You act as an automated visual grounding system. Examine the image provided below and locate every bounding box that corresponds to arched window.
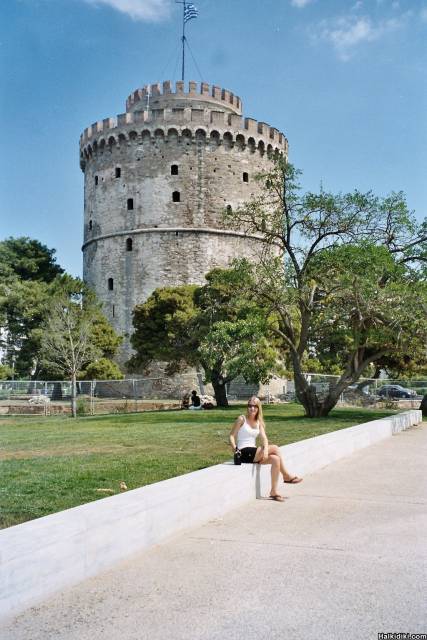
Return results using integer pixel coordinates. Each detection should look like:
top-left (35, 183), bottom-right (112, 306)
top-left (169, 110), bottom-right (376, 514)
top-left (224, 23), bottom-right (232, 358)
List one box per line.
top-left (171, 164), bottom-right (178, 175)
top-left (126, 238), bottom-right (133, 251)
top-left (236, 134), bottom-right (245, 150)
top-left (115, 167), bottom-right (121, 178)
top-left (108, 278), bottom-right (114, 291)
top-left (210, 131), bottom-right (220, 147)
top-left (127, 198), bottom-right (134, 210)
top-left (223, 132), bottom-right (233, 148)
top-left (243, 172), bottom-right (249, 183)
top-left (172, 191), bottom-right (180, 202)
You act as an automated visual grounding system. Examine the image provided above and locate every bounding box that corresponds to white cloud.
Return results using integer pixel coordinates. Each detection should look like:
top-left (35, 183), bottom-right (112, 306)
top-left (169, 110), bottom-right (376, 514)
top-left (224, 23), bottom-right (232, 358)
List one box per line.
top-left (290, 0), bottom-right (314, 8)
top-left (83, 0), bottom-right (171, 22)
top-left (316, 14), bottom-right (404, 60)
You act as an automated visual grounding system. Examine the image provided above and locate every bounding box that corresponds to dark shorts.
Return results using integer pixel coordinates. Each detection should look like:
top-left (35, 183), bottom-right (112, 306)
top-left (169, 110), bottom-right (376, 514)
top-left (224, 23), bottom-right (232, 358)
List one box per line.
top-left (240, 447), bottom-right (258, 464)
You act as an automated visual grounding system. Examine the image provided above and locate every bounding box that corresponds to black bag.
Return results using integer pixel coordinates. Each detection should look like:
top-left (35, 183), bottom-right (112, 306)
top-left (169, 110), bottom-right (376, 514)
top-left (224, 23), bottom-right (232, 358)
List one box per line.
top-left (234, 448), bottom-right (242, 465)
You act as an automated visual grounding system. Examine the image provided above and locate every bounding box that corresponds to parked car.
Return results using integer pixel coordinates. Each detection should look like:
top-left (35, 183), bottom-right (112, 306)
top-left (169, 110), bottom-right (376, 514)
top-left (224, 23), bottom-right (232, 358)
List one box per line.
top-left (377, 385), bottom-right (416, 399)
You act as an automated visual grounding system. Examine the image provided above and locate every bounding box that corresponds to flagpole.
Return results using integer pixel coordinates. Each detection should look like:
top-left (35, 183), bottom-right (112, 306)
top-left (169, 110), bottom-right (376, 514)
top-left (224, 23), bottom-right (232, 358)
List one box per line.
top-left (181, 1), bottom-right (186, 82)
top-left (176, 0), bottom-right (198, 83)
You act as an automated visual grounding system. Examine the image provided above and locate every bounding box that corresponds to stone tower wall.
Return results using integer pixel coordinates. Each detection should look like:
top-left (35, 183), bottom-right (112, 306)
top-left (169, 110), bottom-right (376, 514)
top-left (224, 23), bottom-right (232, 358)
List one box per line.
top-left (80, 81), bottom-right (288, 363)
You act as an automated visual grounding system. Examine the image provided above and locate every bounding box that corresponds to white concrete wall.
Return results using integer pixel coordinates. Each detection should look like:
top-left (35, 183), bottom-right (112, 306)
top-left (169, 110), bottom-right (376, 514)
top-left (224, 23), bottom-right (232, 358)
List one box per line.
top-left (0, 409), bottom-right (421, 621)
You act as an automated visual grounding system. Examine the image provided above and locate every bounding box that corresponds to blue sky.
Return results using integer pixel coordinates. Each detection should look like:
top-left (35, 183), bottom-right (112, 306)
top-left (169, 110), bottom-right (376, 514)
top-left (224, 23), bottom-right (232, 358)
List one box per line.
top-left (1, 0), bottom-right (426, 277)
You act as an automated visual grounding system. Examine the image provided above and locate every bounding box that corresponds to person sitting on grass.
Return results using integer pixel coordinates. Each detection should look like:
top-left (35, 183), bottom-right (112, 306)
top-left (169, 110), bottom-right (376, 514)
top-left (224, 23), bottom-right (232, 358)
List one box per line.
top-left (229, 396), bottom-right (302, 502)
top-left (189, 390), bottom-right (202, 410)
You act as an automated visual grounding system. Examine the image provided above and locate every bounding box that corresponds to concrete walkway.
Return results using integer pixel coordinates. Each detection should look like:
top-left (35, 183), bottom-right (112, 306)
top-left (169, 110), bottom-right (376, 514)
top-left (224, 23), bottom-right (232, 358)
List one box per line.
top-left (2, 423), bottom-right (427, 640)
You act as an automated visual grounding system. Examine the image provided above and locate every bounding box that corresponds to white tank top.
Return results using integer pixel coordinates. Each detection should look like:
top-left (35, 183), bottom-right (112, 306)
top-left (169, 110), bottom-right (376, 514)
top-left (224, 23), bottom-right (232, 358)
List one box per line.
top-left (236, 416), bottom-right (260, 449)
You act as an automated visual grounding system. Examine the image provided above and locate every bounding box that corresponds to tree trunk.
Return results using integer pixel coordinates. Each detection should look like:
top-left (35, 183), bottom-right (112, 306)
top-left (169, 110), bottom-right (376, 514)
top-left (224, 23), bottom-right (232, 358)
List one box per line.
top-left (71, 373), bottom-right (77, 418)
top-left (294, 369), bottom-right (342, 418)
top-left (211, 372), bottom-right (229, 408)
top-left (291, 353), bottom-right (324, 417)
top-left (318, 392), bottom-right (342, 417)
top-left (295, 382), bottom-right (322, 417)
top-left (297, 386), bottom-right (342, 418)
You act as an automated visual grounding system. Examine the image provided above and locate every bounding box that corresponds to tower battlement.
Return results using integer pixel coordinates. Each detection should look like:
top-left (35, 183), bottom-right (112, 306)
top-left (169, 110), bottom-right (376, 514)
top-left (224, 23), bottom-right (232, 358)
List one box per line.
top-left (79, 109), bottom-right (288, 169)
top-left (126, 80), bottom-right (242, 115)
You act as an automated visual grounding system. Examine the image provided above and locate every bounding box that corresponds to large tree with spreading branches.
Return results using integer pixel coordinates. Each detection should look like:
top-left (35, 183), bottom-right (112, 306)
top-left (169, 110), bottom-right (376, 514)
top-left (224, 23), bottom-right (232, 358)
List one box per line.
top-left (223, 156), bottom-right (427, 417)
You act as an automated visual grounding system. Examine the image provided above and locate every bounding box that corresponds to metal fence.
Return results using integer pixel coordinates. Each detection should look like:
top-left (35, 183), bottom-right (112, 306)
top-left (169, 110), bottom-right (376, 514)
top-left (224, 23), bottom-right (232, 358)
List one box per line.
top-left (0, 376), bottom-right (202, 416)
top-left (0, 374), bottom-right (424, 416)
top-left (282, 374), bottom-right (424, 409)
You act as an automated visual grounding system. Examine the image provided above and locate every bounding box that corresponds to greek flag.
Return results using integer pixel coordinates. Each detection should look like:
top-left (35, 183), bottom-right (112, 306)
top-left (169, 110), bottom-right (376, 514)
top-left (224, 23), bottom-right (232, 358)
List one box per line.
top-left (184, 3), bottom-right (198, 23)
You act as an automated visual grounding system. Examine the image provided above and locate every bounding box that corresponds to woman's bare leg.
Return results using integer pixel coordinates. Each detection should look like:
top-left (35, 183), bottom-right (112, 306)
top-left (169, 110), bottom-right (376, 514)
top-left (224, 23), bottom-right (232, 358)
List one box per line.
top-left (263, 445), bottom-right (295, 481)
top-left (254, 449), bottom-right (282, 496)
top-left (270, 455), bottom-right (281, 495)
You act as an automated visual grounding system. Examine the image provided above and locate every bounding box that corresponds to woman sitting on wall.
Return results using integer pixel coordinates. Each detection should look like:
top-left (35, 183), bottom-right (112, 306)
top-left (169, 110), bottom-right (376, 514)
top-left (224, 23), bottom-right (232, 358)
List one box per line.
top-left (229, 396), bottom-right (302, 502)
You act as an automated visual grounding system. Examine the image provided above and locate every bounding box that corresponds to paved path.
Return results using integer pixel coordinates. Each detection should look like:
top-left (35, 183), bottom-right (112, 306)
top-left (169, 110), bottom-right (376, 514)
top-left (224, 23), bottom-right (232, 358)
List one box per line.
top-left (3, 424), bottom-right (427, 640)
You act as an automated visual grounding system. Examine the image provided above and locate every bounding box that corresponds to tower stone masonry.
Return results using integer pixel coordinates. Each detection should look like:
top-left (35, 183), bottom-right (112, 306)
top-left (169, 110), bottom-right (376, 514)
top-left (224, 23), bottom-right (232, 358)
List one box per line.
top-left (80, 80), bottom-right (288, 363)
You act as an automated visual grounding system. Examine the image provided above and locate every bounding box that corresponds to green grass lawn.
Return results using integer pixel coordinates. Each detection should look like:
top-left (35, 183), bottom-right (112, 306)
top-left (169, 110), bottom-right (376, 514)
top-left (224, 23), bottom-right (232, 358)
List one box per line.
top-left (0, 403), bottom-right (395, 529)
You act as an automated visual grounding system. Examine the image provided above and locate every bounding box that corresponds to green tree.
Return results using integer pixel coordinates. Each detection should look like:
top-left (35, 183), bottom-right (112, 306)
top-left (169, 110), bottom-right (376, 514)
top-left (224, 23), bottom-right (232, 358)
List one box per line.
top-left (0, 237), bottom-right (64, 377)
top-left (0, 277), bottom-right (51, 377)
top-left (130, 285), bottom-right (199, 374)
top-left (79, 357), bottom-right (124, 381)
top-left (0, 237), bottom-right (64, 283)
top-left (39, 277), bottom-right (123, 384)
top-left (224, 156), bottom-right (427, 417)
top-left (129, 273), bottom-right (280, 407)
top-left (0, 363), bottom-right (13, 380)
top-left (90, 314), bottom-right (123, 360)
top-left (0, 245), bottom-right (122, 381)
top-left (40, 288), bottom-right (113, 417)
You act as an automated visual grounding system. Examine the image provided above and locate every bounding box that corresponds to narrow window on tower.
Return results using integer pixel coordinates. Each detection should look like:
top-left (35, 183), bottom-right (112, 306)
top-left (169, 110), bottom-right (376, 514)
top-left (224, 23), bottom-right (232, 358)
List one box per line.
top-left (115, 167), bottom-right (121, 178)
top-left (112, 305), bottom-right (115, 317)
top-left (95, 176), bottom-right (98, 186)
top-left (89, 220), bottom-right (93, 230)
top-left (108, 278), bottom-right (114, 291)
top-left (126, 238), bottom-right (133, 251)
top-left (127, 198), bottom-right (134, 210)
top-left (243, 172), bottom-right (249, 183)
top-left (172, 191), bottom-right (180, 202)
top-left (171, 164), bottom-right (178, 175)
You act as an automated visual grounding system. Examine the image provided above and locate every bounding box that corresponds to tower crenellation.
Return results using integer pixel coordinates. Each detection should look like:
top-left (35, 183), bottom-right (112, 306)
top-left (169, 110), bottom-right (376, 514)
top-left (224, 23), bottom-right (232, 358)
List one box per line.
top-left (80, 80), bottom-right (288, 363)
top-left (125, 80), bottom-right (242, 114)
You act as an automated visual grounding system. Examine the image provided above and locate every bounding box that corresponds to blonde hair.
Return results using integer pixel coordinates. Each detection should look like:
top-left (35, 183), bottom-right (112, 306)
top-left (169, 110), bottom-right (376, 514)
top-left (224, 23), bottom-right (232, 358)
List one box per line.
top-left (246, 396), bottom-right (265, 429)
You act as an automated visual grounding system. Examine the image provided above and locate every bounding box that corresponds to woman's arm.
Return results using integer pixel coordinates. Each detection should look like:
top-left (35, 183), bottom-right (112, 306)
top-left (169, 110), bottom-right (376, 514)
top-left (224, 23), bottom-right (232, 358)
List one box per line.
top-left (259, 424), bottom-right (269, 461)
top-left (229, 416), bottom-right (244, 452)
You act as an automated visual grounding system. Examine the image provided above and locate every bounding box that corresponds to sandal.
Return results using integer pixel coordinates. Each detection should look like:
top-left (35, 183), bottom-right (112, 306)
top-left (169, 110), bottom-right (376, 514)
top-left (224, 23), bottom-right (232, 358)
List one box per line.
top-left (284, 476), bottom-right (303, 484)
top-left (269, 494), bottom-right (285, 502)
